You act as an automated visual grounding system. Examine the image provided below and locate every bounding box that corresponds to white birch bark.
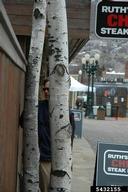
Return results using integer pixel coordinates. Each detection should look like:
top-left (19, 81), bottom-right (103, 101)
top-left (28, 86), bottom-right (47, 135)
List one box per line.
top-left (23, 0), bottom-right (46, 191)
top-left (47, 0), bottom-right (72, 192)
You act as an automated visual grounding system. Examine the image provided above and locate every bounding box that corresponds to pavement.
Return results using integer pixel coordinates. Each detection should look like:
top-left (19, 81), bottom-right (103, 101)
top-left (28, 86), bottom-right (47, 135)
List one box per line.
top-left (71, 117), bottom-right (128, 192)
top-left (71, 137), bottom-right (96, 192)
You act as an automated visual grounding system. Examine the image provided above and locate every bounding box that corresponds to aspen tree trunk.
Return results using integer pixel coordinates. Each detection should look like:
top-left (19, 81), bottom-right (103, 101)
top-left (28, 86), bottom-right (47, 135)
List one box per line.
top-left (47, 1), bottom-right (72, 192)
top-left (23, 1), bottom-right (46, 191)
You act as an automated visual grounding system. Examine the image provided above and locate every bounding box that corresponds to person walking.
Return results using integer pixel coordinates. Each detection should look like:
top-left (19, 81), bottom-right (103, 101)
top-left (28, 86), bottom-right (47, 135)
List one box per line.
top-left (38, 79), bottom-right (51, 192)
top-left (38, 79), bottom-right (75, 192)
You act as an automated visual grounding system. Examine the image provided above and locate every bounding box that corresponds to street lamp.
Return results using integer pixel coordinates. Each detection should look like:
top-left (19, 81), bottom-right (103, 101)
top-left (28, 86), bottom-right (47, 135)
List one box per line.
top-left (90, 54), bottom-right (100, 108)
top-left (78, 69), bottom-right (82, 76)
top-left (78, 69), bottom-right (82, 83)
top-left (82, 53), bottom-right (100, 117)
top-left (82, 54), bottom-right (91, 116)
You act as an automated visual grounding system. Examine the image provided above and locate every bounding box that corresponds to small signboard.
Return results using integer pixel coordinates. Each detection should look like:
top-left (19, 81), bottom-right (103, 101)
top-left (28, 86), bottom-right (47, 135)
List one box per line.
top-left (94, 142), bottom-right (128, 186)
top-left (95, 1), bottom-right (128, 39)
top-left (70, 109), bottom-right (83, 138)
top-left (73, 111), bottom-right (81, 121)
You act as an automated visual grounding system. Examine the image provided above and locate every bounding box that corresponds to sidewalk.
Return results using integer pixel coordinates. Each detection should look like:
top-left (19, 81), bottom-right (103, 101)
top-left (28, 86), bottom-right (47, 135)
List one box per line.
top-left (71, 138), bottom-right (96, 192)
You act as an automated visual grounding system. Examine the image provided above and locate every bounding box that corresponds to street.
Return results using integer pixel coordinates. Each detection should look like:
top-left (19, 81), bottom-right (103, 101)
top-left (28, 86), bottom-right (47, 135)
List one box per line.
top-left (83, 117), bottom-right (128, 152)
top-left (72, 117), bottom-right (128, 192)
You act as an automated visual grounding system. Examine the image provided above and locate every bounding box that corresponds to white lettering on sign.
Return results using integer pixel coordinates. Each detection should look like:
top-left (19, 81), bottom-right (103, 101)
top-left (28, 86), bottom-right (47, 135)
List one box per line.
top-left (103, 150), bottom-right (128, 176)
top-left (108, 167), bottom-right (127, 173)
top-left (101, 27), bottom-right (128, 35)
top-left (108, 154), bottom-right (128, 160)
top-left (96, 1), bottom-right (128, 38)
top-left (102, 6), bottom-right (128, 13)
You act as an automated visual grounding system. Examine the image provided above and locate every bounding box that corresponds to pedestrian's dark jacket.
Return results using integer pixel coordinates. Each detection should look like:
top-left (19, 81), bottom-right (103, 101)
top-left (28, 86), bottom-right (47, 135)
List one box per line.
top-left (38, 100), bottom-right (75, 161)
top-left (38, 100), bottom-right (51, 161)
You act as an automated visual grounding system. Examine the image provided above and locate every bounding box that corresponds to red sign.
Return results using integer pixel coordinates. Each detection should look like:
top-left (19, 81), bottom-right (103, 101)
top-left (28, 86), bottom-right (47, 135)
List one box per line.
top-left (96, 1), bottom-right (128, 38)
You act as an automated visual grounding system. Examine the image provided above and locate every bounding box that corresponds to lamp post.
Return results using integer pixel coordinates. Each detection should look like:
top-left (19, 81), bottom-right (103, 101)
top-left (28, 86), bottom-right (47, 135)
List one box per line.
top-left (78, 69), bottom-right (82, 83)
top-left (82, 53), bottom-right (100, 117)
